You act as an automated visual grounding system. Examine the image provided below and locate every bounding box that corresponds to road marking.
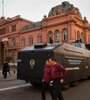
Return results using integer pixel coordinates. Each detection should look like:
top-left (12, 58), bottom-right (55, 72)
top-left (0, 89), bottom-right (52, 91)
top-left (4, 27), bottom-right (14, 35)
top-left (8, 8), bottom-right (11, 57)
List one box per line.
top-left (0, 84), bottom-right (31, 92)
top-left (66, 67), bottom-right (80, 70)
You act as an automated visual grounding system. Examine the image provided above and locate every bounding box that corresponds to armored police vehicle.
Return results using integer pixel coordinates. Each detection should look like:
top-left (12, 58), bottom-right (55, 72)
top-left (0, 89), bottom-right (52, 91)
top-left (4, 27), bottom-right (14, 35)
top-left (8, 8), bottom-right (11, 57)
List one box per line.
top-left (17, 43), bottom-right (90, 86)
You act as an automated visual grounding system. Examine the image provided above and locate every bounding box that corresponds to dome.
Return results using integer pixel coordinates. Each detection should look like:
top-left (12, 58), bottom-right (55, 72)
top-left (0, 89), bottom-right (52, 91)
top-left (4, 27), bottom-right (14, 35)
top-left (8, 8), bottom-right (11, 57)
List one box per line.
top-left (48, 1), bottom-right (82, 18)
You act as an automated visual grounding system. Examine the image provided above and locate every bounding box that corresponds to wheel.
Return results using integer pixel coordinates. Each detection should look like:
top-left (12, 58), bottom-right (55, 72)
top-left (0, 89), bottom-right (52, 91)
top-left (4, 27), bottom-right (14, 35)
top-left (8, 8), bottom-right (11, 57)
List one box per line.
top-left (30, 82), bottom-right (41, 87)
top-left (70, 81), bottom-right (79, 87)
top-left (25, 80), bottom-right (29, 83)
top-left (62, 84), bottom-right (70, 90)
top-left (87, 76), bottom-right (90, 80)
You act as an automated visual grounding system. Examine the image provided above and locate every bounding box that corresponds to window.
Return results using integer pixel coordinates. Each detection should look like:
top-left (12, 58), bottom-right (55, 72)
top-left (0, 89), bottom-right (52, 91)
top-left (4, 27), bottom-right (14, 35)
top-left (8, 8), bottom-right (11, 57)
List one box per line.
top-left (47, 31), bottom-right (53, 43)
top-left (0, 28), bottom-right (6, 35)
top-left (28, 37), bottom-right (33, 46)
top-left (55, 30), bottom-right (60, 42)
top-left (63, 28), bottom-right (68, 41)
top-left (11, 25), bottom-right (16, 32)
top-left (76, 31), bottom-right (83, 42)
top-left (6, 26), bottom-right (9, 33)
top-left (11, 38), bottom-right (16, 47)
top-left (21, 38), bottom-right (25, 47)
top-left (77, 32), bottom-right (80, 40)
top-left (80, 33), bottom-right (84, 42)
top-left (37, 35), bottom-right (42, 43)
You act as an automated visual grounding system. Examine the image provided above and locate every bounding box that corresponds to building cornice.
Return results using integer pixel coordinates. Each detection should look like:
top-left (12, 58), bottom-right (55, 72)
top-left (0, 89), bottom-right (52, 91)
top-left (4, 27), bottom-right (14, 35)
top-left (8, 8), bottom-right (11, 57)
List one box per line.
top-left (0, 15), bottom-right (32, 27)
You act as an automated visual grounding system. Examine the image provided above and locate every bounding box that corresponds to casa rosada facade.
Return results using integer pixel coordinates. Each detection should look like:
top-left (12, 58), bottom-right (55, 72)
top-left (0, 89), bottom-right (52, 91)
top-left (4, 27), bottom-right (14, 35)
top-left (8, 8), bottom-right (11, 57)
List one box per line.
top-left (0, 1), bottom-right (90, 64)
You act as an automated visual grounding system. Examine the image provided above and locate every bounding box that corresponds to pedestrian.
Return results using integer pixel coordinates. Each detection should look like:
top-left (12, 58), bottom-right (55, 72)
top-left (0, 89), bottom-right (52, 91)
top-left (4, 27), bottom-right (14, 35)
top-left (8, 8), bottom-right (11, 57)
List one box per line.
top-left (7, 64), bottom-right (10, 75)
top-left (2, 60), bottom-right (10, 79)
top-left (41, 60), bottom-right (53, 100)
top-left (50, 59), bottom-right (67, 100)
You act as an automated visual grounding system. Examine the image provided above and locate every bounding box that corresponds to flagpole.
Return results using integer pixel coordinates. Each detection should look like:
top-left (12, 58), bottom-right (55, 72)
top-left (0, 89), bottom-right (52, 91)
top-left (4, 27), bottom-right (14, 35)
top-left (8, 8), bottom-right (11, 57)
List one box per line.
top-left (2, 0), bottom-right (4, 17)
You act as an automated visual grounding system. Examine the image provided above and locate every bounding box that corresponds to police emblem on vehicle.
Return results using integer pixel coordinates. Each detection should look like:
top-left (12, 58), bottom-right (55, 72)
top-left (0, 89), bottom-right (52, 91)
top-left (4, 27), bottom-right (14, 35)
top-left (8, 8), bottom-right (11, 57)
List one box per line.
top-left (29, 59), bottom-right (35, 69)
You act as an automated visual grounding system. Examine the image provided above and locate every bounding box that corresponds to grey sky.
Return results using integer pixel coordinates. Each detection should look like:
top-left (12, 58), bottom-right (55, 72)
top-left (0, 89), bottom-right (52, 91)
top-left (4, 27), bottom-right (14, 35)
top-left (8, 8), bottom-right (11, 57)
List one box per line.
top-left (0, 0), bottom-right (90, 22)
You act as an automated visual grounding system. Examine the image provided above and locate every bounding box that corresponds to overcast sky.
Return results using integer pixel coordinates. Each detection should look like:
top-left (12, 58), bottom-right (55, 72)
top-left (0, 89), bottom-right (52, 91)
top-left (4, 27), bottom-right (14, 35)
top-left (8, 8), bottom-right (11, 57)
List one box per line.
top-left (0, 0), bottom-right (90, 22)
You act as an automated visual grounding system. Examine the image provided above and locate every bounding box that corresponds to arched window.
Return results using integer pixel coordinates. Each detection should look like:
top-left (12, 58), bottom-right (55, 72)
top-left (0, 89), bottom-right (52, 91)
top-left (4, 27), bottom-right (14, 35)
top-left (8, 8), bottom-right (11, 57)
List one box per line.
top-left (37, 34), bottom-right (42, 44)
top-left (47, 31), bottom-right (53, 43)
top-left (76, 31), bottom-right (83, 42)
top-left (21, 38), bottom-right (25, 47)
top-left (55, 30), bottom-right (60, 43)
top-left (28, 36), bottom-right (33, 46)
top-left (77, 31), bottom-right (80, 40)
top-left (81, 32), bottom-right (84, 42)
top-left (62, 28), bottom-right (68, 41)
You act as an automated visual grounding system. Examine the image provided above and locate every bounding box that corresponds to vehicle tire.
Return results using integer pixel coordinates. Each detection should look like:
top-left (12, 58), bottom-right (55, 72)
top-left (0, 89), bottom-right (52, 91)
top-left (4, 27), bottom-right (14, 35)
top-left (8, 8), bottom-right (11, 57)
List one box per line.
top-left (87, 76), bottom-right (90, 80)
top-left (62, 84), bottom-right (70, 90)
top-left (25, 80), bottom-right (29, 83)
top-left (70, 81), bottom-right (78, 87)
top-left (30, 82), bottom-right (41, 87)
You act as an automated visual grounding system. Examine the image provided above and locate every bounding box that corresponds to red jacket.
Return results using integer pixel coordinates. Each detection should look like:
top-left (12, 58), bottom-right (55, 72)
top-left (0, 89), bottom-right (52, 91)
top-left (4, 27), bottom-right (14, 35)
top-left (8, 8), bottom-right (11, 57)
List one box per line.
top-left (51, 64), bottom-right (67, 80)
top-left (42, 65), bottom-right (51, 83)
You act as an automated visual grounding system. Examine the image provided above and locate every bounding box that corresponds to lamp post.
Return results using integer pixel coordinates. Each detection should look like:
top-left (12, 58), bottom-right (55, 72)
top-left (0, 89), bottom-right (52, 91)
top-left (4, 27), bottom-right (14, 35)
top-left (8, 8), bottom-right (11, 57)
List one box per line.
top-left (2, 0), bottom-right (4, 17)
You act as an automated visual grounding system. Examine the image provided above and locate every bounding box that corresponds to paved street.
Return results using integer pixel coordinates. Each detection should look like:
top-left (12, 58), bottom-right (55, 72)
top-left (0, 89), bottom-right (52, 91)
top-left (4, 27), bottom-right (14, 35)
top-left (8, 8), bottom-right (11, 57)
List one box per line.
top-left (0, 79), bottom-right (90, 100)
top-left (0, 70), bottom-right (90, 100)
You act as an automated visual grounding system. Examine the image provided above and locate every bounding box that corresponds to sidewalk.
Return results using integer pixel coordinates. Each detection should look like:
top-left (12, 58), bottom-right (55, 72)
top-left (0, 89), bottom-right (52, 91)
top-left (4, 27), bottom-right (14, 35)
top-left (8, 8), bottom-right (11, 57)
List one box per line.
top-left (0, 70), bottom-right (17, 81)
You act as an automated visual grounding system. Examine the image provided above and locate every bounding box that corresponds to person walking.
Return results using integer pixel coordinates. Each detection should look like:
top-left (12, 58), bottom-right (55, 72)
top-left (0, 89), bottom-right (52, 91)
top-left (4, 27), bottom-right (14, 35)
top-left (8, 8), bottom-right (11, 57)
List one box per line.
top-left (2, 60), bottom-right (10, 79)
top-left (41, 60), bottom-right (53, 100)
top-left (50, 59), bottom-right (67, 100)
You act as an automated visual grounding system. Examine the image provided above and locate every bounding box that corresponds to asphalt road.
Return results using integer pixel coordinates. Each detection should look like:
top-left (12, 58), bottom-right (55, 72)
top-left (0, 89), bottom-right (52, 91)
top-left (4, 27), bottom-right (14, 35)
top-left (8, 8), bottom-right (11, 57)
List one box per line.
top-left (0, 78), bottom-right (90, 100)
top-left (63, 79), bottom-right (90, 100)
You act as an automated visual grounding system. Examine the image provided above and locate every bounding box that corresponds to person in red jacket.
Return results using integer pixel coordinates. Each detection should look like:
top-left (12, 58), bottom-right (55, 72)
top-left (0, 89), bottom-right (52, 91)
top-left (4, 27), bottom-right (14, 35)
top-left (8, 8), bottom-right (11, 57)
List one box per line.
top-left (41, 60), bottom-right (52, 100)
top-left (50, 59), bottom-right (67, 100)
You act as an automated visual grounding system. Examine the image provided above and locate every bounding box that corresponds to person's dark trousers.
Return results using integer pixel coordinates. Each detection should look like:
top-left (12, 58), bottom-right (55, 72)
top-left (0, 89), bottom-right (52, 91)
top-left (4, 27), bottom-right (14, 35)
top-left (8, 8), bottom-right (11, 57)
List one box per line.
top-left (52, 79), bottom-right (64, 100)
top-left (41, 82), bottom-right (53, 100)
top-left (3, 71), bottom-right (7, 79)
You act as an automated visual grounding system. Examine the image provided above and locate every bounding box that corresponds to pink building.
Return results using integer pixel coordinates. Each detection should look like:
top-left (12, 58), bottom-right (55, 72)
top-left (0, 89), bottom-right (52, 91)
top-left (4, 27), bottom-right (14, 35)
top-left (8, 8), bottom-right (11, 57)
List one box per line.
top-left (0, 1), bottom-right (90, 64)
top-left (0, 15), bottom-right (32, 64)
